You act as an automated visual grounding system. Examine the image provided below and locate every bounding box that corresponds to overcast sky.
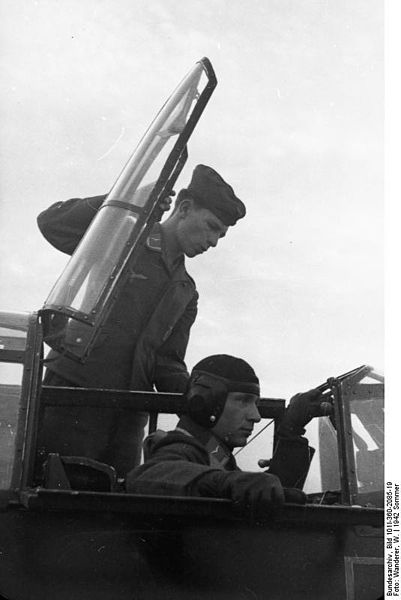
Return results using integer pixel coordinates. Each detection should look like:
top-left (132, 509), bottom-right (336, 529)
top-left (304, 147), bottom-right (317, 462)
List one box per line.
top-left (0, 1), bottom-right (384, 478)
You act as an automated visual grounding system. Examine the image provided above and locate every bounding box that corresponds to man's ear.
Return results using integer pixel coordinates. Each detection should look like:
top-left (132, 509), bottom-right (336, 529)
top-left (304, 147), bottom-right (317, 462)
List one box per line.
top-left (177, 197), bottom-right (195, 218)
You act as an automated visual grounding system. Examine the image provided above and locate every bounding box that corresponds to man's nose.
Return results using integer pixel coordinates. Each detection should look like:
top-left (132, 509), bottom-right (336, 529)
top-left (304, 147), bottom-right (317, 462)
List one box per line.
top-left (207, 232), bottom-right (221, 248)
top-left (249, 404), bottom-right (261, 423)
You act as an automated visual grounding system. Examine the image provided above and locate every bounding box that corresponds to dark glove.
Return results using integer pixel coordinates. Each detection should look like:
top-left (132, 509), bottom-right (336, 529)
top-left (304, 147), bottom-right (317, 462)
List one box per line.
top-left (278, 388), bottom-right (329, 438)
top-left (221, 471), bottom-right (285, 519)
top-left (283, 487), bottom-right (307, 504)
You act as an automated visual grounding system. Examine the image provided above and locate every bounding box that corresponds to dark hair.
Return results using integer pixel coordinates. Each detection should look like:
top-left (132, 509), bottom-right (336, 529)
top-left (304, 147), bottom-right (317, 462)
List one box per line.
top-left (176, 188), bottom-right (191, 203)
top-left (171, 188), bottom-right (200, 215)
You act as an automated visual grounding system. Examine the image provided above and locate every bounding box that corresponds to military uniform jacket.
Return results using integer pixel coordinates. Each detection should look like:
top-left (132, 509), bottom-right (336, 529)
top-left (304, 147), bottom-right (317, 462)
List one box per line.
top-left (126, 416), bottom-right (313, 497)
top-left (37, 195), bottom-right (198, 392)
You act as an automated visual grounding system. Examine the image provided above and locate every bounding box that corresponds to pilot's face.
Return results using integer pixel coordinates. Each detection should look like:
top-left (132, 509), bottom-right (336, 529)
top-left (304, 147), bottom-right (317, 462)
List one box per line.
top-left (176, 201), bottom-right (228, 258)
top-left (211, 392), bottom-right (261, 449)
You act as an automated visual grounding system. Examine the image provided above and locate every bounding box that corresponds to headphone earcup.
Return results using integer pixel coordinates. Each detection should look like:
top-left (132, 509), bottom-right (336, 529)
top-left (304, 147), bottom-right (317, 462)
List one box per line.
top-left (186, 374), bottom-right (228, 428)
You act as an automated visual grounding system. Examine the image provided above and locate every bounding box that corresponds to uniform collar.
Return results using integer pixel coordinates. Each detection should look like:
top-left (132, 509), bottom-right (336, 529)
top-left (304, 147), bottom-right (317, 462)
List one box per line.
top-left (145, 224), bottom-right (163, 252)
top-left (146, 223), bottom-right (185, 273)
top-left (176, 416), bottom-right (234, 469)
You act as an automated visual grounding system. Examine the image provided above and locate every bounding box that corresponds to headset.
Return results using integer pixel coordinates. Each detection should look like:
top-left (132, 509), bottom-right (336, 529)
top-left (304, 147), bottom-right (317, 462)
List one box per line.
top-left (185, 370), bottom-right (260, 428)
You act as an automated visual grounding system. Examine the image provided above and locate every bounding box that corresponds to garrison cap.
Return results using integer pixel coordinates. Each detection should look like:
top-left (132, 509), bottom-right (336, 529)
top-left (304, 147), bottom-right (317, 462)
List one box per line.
top-left (187, 165), bottom-right (245, 226)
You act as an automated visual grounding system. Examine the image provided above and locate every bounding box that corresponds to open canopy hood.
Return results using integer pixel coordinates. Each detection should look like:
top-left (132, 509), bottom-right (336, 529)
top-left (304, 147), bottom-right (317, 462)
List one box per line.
top-left (40, 58), bottom-right (217, 362)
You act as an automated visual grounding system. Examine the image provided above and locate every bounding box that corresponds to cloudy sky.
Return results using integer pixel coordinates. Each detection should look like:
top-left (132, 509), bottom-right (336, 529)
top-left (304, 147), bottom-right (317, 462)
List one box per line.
top-left (0, 1), bottom-right (384, 478)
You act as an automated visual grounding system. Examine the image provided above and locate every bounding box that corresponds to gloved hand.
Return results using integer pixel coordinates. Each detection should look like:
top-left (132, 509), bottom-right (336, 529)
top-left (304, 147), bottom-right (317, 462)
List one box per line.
top-left (278, 388), bottom-right (330, 438)
top-left (283, 487), bottom-right (307, 504)
top-left (221, 471), bottom-right (285, 519)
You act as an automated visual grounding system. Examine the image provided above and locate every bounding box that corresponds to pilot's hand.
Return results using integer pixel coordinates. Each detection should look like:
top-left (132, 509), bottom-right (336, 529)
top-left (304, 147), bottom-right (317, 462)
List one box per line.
top-left (278, 388), bottom-right (331, 438)
top-left (283, 487), bottom-right (307, 504)
top-left (223, 471), bottom-right (285, 519)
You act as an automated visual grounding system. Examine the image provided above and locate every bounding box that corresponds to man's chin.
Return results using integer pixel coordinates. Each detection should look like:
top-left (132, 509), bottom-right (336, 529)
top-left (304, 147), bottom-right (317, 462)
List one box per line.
top-left (230, 437), bottom-right (248, 449)
top-left (185, 248), bottom-right (200, 258)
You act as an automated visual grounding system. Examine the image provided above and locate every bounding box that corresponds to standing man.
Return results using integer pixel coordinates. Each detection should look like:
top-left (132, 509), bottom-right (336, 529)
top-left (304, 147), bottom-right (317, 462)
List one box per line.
top-left (126, 354), bottom-right (323, 517)
top-left (37, 165), bottom-right (245, 476)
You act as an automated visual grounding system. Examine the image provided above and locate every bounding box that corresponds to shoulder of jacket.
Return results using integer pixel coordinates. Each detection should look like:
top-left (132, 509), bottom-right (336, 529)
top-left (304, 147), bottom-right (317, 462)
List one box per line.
top-left (153, 431), bottom-right (209, 461)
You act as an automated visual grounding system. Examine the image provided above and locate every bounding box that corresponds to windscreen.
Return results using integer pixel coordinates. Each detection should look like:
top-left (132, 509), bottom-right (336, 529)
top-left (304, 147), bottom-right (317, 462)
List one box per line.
top-left (349, 378), bottom-right (384, 500)
top-left (306, 368), bottom-right (384, 506)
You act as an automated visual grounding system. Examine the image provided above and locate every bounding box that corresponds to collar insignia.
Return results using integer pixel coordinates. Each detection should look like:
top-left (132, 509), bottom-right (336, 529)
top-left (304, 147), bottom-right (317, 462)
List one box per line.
top-left (146, 230), bottom-right (162, 252)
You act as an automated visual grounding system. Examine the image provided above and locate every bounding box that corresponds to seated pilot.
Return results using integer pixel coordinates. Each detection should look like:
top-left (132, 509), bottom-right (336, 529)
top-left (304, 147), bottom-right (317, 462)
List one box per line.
top-left (127, 354), bottom-right (325, 517)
